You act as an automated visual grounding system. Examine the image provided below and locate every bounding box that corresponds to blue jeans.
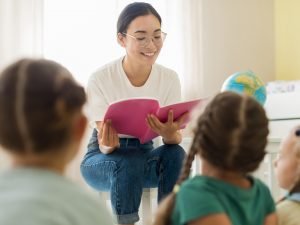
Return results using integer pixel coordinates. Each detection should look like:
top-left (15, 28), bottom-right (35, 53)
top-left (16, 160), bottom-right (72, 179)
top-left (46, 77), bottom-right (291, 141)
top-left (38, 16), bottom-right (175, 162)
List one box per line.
top-left (80, 129), bottom-right (185, 224)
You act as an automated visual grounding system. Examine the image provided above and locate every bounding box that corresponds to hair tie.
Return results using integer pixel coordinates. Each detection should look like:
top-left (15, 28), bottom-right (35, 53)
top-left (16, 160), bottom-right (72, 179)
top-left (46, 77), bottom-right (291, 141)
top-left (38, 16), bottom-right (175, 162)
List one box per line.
top-left (173, 184), bottom-right (180, 194)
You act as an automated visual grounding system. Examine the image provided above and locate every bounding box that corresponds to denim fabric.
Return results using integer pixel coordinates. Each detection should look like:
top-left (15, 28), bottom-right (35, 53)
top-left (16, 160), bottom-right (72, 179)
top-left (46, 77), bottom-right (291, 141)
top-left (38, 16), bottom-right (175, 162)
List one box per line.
top-left (80, 129), bottom-right (185, 224)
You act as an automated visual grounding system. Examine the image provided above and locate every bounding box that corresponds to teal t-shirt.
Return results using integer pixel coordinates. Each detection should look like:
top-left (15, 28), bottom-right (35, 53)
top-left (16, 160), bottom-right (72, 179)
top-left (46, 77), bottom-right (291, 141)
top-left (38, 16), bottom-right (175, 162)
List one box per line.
top-left (0, 168), bottom-right (113, 225)
top-left (172, 176), bottom-right (275, 225)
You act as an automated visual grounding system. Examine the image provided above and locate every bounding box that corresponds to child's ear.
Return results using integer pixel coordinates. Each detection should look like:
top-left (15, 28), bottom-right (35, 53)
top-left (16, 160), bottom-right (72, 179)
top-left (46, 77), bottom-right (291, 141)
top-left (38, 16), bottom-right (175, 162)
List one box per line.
top-left (74, 114), bottom-right (87, 141)
top-left (295, 164), bottom-right (300, 187)
top-left (117, 33), bottom-right (126, 47)
top-left (64, 114), bottom-right (87, 163)
top-left (296, 143), bottom-right (300, 162)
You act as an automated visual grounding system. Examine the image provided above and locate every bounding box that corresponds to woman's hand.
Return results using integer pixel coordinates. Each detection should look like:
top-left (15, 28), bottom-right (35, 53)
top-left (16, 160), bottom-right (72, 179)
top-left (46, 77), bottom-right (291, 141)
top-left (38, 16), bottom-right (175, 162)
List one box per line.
top-left (146, 110), bottom-right (189, 144)
top-left (96, 120), bottom-right (119, 154)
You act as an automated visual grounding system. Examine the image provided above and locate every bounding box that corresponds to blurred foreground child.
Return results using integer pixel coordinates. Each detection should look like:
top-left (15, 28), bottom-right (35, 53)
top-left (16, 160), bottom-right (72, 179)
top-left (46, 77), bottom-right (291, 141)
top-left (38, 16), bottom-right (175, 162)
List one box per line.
top-left (0, 59), bottom-right (112, 225)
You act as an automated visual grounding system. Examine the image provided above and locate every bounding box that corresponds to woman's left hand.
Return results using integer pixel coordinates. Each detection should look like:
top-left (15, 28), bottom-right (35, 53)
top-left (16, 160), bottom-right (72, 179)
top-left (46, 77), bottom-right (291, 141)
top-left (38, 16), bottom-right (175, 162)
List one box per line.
top-left (146, 110), bottom-right (189, 144)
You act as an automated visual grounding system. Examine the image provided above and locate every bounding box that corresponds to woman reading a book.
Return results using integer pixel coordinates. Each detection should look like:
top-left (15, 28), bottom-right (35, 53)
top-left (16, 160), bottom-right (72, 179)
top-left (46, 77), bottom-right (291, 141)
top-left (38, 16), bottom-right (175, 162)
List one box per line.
top-left (80, 2), bottom-right (187, 225)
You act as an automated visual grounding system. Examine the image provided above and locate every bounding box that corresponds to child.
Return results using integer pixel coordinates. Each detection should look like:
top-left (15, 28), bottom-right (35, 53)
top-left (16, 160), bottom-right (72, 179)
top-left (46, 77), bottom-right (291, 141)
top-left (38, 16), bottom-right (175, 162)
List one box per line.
top-left (0, 59), bottom-right (113, 225)
top-left (274, 125), bottom-right (300, 225)
top-left (154, 91), bottom-right (277, 225)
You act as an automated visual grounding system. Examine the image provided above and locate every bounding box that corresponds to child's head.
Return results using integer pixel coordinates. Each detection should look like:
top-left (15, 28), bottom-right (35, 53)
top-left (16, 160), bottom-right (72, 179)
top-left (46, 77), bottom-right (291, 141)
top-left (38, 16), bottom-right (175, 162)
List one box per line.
top-left (274, 125), bottom-right (300, 192)
top-left (178, 91), bottom-right (269, 183)
top-left (153, 91), bottom-right (269, 225)
top-left (0, 58), bottom-right (86, 161)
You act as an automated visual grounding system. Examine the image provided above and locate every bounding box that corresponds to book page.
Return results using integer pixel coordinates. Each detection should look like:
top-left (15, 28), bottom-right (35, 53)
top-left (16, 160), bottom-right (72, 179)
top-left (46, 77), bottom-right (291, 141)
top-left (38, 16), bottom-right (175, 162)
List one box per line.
top-left (142, 99), bottom-right (203, 142)
top-left (103, 98), bottom-right (159, 141)
top-left (157, 99), bottom-right (202, 127)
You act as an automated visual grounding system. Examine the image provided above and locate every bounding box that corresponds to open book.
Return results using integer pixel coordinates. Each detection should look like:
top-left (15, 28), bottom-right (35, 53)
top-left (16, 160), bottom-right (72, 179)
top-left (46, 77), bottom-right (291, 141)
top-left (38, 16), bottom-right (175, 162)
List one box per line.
top-left (103, 98), bottom-right (203, 143)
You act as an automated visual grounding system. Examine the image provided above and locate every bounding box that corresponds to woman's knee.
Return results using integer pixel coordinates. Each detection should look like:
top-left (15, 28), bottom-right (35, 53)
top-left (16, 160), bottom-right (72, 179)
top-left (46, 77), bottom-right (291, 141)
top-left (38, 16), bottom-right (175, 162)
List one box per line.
top-left (80, 159), bottom-right (117, 191)
top-left (82, 149), bottom-right (145, 176)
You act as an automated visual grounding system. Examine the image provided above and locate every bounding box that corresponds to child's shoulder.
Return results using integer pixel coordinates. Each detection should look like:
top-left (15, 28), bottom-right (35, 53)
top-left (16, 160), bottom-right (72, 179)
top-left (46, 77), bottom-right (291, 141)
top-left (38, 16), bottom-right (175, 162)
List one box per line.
top-left (179, 176), bottom-right (220, 195)
top-left (251, 176), bottom-right (273, 193)
top-left (277, 199), bottom-right (300, 209)
top-left (277, 199), bottom-right (300, 225)
top-left (180, 176), bottom-right (272, 198)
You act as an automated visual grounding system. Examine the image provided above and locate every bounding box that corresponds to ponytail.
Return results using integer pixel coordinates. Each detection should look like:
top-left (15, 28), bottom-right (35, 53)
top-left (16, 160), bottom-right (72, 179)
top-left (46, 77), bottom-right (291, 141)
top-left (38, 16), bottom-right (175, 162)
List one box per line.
top-left (153, 137), bottom-right (199, 225)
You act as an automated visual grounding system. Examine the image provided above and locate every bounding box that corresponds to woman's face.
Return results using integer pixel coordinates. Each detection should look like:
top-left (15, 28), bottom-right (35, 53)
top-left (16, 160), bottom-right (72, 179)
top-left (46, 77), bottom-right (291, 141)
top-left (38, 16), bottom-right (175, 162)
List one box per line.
top-left (274, 128), bottom-right (300, 190)
top-left (120, 14), bottom-right (164, 66)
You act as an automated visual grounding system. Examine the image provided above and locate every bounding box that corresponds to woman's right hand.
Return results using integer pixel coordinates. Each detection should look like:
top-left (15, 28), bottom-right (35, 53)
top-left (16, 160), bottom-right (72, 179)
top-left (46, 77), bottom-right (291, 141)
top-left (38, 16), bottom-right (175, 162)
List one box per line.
top-left (96, 120), bottom-right (119, 154)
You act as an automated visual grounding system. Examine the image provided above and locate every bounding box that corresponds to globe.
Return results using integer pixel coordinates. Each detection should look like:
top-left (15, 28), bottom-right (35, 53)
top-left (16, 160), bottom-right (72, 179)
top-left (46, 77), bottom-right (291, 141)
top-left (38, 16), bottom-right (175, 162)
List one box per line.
top-left (221, 70), bottom-right (267, 105)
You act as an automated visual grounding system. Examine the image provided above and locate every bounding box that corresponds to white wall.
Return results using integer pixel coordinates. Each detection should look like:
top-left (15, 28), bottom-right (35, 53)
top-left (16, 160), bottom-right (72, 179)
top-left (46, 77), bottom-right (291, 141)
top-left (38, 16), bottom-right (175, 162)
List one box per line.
top-left (200, 0), bottom-right (275, 97)
top-left (0, 0), bottom-right (43, 70)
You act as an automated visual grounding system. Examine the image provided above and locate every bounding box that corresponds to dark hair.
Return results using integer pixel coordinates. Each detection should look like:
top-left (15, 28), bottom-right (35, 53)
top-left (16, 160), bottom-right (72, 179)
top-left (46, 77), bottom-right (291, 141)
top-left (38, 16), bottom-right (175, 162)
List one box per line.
top-left (0, 58), bottom-right (86, 154)
top-left (154, 91), bottom-right (269, 225)
top-left (117, 2), bottom-right (162, 34)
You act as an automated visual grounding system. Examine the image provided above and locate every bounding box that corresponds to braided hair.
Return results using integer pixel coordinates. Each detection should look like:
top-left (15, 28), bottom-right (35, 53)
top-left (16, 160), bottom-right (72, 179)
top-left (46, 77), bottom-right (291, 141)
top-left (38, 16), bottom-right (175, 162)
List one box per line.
top-left (153, 91), bottom-right (269, 225)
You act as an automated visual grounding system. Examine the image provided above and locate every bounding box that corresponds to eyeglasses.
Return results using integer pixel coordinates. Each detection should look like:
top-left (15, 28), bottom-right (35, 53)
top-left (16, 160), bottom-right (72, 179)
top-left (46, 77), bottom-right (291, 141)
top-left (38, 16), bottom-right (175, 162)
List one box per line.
top-left (122, 31), bottom-right (167, 47)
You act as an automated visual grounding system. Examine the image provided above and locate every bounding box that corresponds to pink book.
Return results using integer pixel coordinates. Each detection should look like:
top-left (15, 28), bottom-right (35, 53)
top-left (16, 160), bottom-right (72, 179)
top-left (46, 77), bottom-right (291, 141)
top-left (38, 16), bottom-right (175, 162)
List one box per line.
top-left (103, 98), bottom-right (203, 144)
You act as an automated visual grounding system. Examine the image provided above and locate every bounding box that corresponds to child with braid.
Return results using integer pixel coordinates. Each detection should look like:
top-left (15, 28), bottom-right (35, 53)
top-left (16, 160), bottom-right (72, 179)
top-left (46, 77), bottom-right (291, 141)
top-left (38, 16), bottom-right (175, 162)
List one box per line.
top-left (154, 91), bottom-right (277, 225)
top-left (274, 125), bottom-right (300, 225)
top-left (0, 59), bottom-right (112, 225)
